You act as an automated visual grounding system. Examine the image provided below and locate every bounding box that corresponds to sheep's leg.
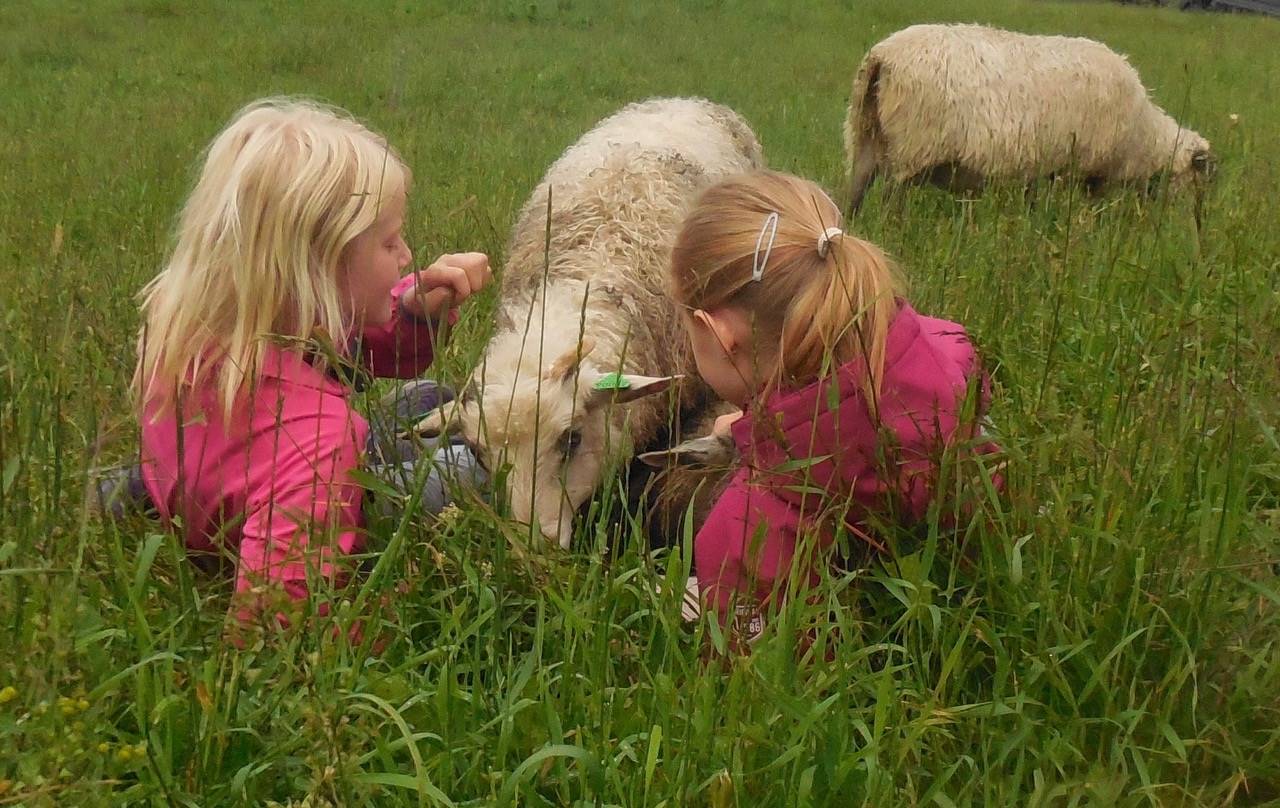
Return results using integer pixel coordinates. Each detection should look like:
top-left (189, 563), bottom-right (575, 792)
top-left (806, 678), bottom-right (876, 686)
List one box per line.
top-left (845, 143), bottom-right (879, 217)
top-left (879, 178), bottom-right (909, 221)
top-left (844, 57), bottom-right (883, 218)
top-left (1023, 179), bottom-right (1041, 210)
top-left (953, 165), bottom-right (985, 196)
top-left (918, 162), bottom-right (984, 196)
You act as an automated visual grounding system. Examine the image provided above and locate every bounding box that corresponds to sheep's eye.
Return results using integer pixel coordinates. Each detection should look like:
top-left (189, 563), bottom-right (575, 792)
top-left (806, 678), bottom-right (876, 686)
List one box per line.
top-left (1191, 152), bottom-right (1209, 172)
top-left (559, 428), bottom-right (583, 458)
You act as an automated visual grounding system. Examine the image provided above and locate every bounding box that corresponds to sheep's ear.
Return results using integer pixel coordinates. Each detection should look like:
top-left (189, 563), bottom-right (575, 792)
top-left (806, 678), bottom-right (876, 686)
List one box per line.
top-left (638, 433), bottom-right (737, 469)
top-left (586, 373), bottom-right (682, 409)
top-left (407, 400), bottom-right (463, 438)
top-left (546, 337), bottom-right (596, 384)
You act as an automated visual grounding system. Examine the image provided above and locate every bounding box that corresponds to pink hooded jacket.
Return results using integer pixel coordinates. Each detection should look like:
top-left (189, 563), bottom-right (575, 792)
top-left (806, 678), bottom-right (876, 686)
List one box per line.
top-left (695, 303), bottom-right (998, 631)
top-left (140, 275), bottom-right (447, 611)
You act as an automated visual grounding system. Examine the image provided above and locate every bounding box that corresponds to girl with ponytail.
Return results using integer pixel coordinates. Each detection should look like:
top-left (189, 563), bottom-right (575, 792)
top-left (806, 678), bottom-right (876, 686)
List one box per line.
top-left (668, 170), bottom-right (998, 643)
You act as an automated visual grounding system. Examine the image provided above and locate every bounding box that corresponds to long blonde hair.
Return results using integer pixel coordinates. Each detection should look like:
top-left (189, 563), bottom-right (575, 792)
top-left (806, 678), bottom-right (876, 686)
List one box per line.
top-left (133, 97), bottom-right (410, 420)
top-left (669, 170), bottom-right (902, 404)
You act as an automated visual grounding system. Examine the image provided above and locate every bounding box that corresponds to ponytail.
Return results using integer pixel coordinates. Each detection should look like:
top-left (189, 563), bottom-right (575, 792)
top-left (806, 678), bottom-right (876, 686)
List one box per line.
top-left (777, 233), bottom-right (899, 406)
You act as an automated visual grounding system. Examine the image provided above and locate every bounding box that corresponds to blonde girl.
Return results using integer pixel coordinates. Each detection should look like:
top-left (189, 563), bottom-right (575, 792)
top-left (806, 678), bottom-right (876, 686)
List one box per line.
top-left (130, 98), bottom-right (490, 626)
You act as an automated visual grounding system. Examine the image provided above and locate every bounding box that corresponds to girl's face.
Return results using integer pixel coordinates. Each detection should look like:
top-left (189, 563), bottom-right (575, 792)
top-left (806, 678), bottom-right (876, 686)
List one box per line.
top-left (340, 191), bottom-right (411, 326)
top-left (685, 306), bottom-right (765, 407)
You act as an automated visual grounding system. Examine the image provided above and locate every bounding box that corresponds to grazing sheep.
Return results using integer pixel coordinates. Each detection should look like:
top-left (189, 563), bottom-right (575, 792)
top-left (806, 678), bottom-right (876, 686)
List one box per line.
top-left (416, 97), bottom-right (764, 548)
top-left (844, 23), bottom-right (1214, 213)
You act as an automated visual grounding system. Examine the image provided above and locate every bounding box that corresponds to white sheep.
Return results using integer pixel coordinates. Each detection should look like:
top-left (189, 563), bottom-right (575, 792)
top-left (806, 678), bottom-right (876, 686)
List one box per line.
top-left (416, 97), bottom-right (764, 548)
top-left (844, 23), bottom-right (1214, 212)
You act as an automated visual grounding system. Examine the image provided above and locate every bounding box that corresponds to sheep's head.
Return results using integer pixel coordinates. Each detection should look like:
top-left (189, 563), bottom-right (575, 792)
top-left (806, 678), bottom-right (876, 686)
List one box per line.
top-left (1173, 130), bottom-right (1215, 184)
top-left (413, 338), bottom-right (679, 549)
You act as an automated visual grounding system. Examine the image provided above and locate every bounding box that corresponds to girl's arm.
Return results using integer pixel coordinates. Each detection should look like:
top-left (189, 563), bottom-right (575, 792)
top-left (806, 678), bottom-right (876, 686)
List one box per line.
top-left (356, 274), bottom-right (456, 379)
top-left (358, 253), bottom-right (492, 379)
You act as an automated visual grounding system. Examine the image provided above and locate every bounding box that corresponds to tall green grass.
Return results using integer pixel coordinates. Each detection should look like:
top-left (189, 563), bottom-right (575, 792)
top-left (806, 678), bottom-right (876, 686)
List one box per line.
top-left (2, 0), bottom-right (1278, 804)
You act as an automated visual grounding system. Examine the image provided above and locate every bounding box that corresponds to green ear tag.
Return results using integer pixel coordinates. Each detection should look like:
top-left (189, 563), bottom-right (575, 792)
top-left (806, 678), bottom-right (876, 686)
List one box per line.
top-left (593, 372), bottom-right (631, 391)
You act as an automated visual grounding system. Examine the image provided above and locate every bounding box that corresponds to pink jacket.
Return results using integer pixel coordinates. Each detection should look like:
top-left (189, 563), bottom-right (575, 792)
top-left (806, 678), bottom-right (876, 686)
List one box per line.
top-left (695, 303), bottom-right (998, 630)
top-left (140, 275), bottom-right (445, 610)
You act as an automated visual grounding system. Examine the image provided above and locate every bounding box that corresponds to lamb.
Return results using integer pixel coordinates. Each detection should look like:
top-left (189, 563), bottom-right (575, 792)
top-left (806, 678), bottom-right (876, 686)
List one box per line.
top-left (414, 97), bottom-right (764, 548)
top-left (844, 23), bottom-right (1214, 213)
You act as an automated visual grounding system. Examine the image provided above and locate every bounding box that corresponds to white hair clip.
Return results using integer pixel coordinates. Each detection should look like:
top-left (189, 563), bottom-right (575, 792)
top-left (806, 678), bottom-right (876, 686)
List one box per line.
top-left (816, 227), bottom-right (843, 258)
top-left (751, 211), bottom-right (780, 282)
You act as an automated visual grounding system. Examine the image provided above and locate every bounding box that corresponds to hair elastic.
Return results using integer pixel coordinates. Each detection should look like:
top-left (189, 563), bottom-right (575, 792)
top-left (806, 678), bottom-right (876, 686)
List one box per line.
top-left (751, 211), bottom-right (779, 282)
top-left (816, 227), bottom-right (843, 258)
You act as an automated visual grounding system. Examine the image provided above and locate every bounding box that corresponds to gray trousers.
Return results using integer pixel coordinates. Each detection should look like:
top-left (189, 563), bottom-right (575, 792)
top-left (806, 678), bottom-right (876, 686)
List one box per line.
top-left (93, 379), bottom-right (486, 520)
top-left (363, 379), bottom-right (488, 516)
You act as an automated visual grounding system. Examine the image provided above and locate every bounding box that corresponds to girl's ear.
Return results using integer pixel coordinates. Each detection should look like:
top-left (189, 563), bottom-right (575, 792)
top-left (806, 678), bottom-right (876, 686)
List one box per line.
top-left (692, 308), bottom-right (739, 356)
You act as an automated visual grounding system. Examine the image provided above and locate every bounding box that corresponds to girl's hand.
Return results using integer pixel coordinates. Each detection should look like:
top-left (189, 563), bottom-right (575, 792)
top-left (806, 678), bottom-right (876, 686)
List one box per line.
top-left (712, 409), bottom-right (743, 437)
top-left (402, 252), bottom-right (492, 320)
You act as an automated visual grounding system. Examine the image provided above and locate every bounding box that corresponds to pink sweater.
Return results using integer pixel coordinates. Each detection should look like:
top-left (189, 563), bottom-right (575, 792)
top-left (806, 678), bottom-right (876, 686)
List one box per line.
top-left (140, 275), bottom-right (445, 609)
top-left (695, 303), bottom-right (999, 633)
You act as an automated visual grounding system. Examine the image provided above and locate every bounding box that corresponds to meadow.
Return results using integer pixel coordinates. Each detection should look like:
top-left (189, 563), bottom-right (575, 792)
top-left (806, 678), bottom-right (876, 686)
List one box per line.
top-left (1, 0), bottom-right (1279, 804)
